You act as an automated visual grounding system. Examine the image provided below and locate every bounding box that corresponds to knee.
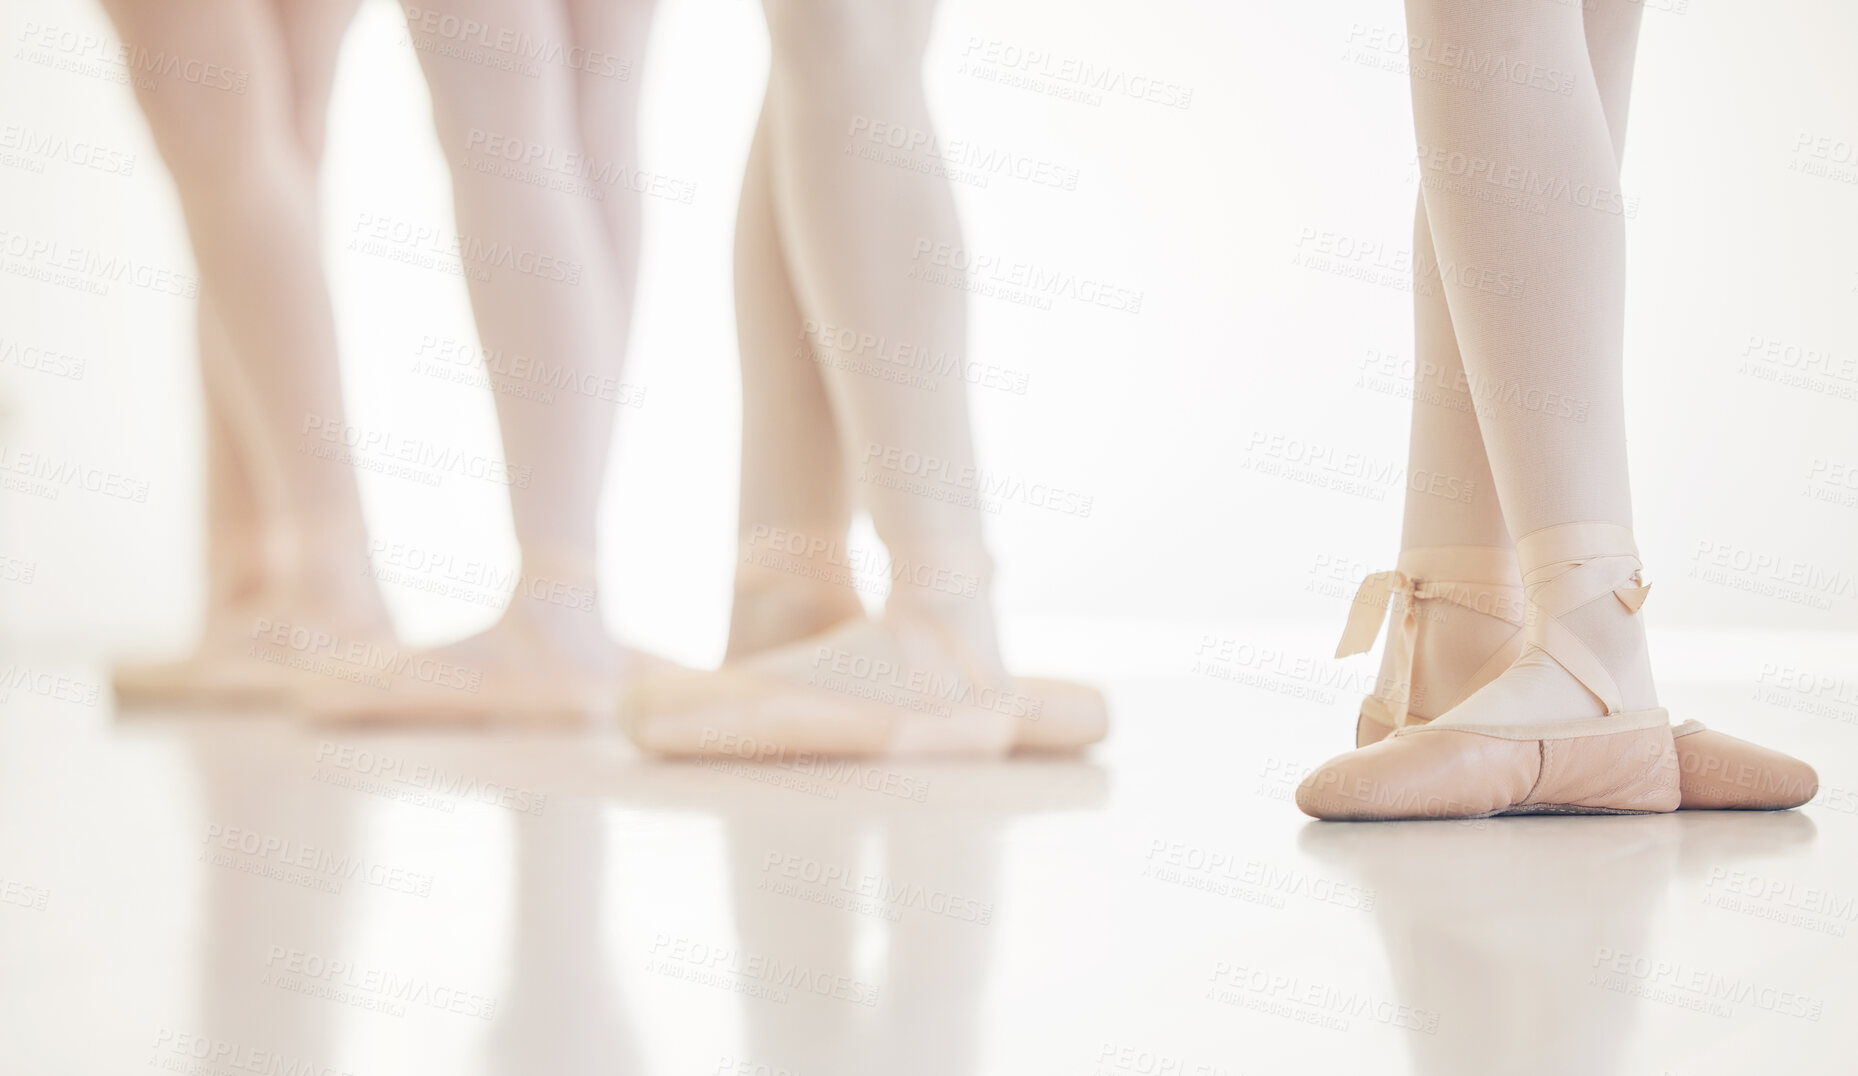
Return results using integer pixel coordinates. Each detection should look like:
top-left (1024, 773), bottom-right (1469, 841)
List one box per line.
top-left (762, 0), bottom-right (932, 81)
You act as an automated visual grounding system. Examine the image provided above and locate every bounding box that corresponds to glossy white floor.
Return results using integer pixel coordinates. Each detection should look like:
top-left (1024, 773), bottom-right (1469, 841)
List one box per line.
top-left (2, 656), bottom-right (1852, 1076)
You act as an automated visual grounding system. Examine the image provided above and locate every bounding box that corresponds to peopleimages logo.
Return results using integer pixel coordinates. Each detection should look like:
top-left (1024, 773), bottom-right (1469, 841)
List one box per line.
top-left (1588, 947), bottom-right (1824, 1020)
top-left (313, 742), bottom-right (549, 815)
top-left (402, 7), bottom-right (631, 79)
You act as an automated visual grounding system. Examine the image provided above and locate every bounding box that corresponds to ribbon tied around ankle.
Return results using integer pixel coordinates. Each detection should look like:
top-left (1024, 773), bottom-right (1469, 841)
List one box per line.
top-left (1520, 553), bottom-right (1652, 716)
top-left (1335, 566), bottom-right (1526, 730)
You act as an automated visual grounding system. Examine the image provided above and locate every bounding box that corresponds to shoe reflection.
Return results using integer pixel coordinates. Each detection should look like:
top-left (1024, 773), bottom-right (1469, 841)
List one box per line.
top-left (625, 756), bottom-right (1107, 1076)
top-left (1297, 810), bottom-right (1815, 1076)
top-left (490, 803), bottom-right (643, 1076)
top-left (181, 719), bottom-right (355, 1073)
top-left (175, 710), bottom-right (1104, 1076)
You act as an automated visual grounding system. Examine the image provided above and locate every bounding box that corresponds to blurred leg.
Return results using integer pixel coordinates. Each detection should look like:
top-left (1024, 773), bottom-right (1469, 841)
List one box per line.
top-left (726, 92), bottom-right (863, 660)
top-left (760, 0), bottom-right (1003, 672)
top-left (98, 0), bottom-right (378, 618)
top-left (315, 0), bottom-right (662, 723)
top-left (404, 0), bottom-right (623, 602)
top-left (110, 0), bottom-right (383, 706)
top-left (621, 0), bottom-right (1111, 757)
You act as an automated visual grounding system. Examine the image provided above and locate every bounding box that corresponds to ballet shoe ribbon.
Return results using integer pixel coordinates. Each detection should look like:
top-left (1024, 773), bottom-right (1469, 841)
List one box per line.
top-left (1337, 570), bottom-right (1422, 727)
top-left (1517, 525), bottom-right (1650, 715)
top-left (1337, 554), bottom-right (1528, 730)
top-left (1336, 570), bottom-right (1413, 659)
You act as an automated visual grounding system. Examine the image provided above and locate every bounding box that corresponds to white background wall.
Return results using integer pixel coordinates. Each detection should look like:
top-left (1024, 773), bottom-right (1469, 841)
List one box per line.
top-left (3, 0), bottom-right (1854, 674)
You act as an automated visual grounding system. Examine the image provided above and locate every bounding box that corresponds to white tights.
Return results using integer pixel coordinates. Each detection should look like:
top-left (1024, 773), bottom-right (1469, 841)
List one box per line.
top-left (100, 0), bottom-right (379, 626)
top-left (729, 0), bottom-right (1003, 674)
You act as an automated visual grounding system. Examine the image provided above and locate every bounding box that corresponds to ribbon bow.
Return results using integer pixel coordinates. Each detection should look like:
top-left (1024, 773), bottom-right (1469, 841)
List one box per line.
top-left (1335, 570), bottom-right (1424, 727)
top-left (1334, 566), bottom-right (1528, 730)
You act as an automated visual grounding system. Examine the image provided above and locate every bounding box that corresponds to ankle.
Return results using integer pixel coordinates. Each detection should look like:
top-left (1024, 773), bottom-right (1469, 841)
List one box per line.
top-left (1516, 522), bottom-right (1657, 714)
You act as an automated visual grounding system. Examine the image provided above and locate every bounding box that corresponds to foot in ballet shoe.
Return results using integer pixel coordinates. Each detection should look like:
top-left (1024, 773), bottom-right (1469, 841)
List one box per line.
top-left (724, 558), bottom-right (1109, 754)
top-left (1302, 523), bottom-right (1681, 820)
top-left (114, 591), bottom-right (396, 709)
top-left (624, 606), bottom-right (1104, 758)
top-left (1673, 720), bottom-right (1818, 810)
top-left (724, 559), bottom-right (868, 662)
top-left (310, 573), bottom-right (670, 728)
top-left (1010, 677), bottom-right (1110, 753)
top-left (1336, 541), bottom-right (1817, 811)
top-left (1297, 721), bottom-right (1678, 820)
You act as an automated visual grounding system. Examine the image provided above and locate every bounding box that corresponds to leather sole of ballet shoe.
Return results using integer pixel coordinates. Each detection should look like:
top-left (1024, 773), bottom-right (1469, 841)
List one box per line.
top-left (1298, 721), bottom-right (1679, 821)
top-left (621, 670), bottom-right (1018, 759)
top-left (1012, 678), bottom-right (1109, 753)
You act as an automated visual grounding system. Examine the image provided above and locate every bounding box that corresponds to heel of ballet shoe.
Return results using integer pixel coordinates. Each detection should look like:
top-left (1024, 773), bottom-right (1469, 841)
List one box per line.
top-left (1508, 721), bottom-right (1680, 815)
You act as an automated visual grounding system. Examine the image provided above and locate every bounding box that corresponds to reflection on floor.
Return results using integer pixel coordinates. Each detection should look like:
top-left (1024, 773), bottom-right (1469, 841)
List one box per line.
top-left (0, 669), bottom-right (1849, 1075)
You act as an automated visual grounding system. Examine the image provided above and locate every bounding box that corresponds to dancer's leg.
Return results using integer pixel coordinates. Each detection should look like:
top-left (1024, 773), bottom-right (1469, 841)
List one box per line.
top-left (403, 0), bottom-right (624, 610)
top-left (726, 92), bottom-right (864, 660)
top-left (1405, 0), bottom-right (1654, 733)
top-left (621, 0), bottom-right (1108, 756)
top-left (758, 0), bottom-right (1004, 673)
top-left (196, 313), bottom-right (271, 614)
top-left (317, 0), bottom-right (662, 723)
top-left (111, 0), bottom-right (389, 706)
top-left (196, 0), bottom-right (362, 615)
top-left (1300, 0), bottom-right (1676, 819)
top-left (1352, 0), bottom-right (1645, 743)
top-left (1341, 0), bottom-right (1814, 809)
top-left (98, 0), bottom-right (378, 617)
top-left (1348, 198), bottom-right (1522, 745)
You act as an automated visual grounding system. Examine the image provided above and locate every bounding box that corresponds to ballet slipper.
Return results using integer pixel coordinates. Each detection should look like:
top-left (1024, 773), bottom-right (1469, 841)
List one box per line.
top-left (622, 609), bottom-right (1103, 759)
top-left (113, 652), bottom-right (304, 708)
top-left (1300, 524), bottom-right (1679, 820)
top-left (1336, 547), bottom-right (1524, 748)
top-left (308, 631), bottom-right (673, 730)
top-left (1672, 719), bottom-right (1818, 810)
top-left (1339, 546), bottom-right (1818, 811)
top-left (113, 591), bottom-right (394, 709)
top-left (308, 550), bottom-right (673, 728)
top-left (1010, 678), bottom-right (1110, 753)
top-left (724, 556), bottom-right (868, 662)
top-left (724, 565), bottom-right (1108, 754)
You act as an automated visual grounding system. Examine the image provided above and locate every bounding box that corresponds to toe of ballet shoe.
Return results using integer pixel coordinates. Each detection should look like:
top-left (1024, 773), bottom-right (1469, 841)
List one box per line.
top-left (1677, 730), bottom-right (1818, 810)
top-left (1012, 678), bottom-right (1109, 752)
top-left (1295, 731), bottom-right (1540, 821)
